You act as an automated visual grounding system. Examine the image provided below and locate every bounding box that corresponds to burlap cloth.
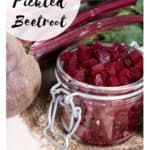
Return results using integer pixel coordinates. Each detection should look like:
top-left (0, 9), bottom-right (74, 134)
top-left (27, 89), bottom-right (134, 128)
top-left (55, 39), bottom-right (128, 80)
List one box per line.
top-left (20, 65), bottom-right (143, 150)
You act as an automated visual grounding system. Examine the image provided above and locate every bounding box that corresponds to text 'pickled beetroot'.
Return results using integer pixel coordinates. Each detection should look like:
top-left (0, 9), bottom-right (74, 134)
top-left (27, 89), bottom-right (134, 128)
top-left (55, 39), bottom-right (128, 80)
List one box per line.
top-left (60, 43), bottom-right (143, 87)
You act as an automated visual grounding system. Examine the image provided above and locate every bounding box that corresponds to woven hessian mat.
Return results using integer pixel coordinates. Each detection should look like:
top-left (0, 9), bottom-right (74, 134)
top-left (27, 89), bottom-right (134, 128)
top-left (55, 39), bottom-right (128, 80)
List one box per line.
top-left (20, 66), bottom-right (143, 150)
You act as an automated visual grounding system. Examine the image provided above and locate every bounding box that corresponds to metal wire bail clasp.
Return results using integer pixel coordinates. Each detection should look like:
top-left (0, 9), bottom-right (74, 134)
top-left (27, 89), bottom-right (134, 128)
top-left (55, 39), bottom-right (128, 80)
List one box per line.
top-left (43, 82), bottom-right (82, 150)
top-left (130, 41), bottom-right (142, 51)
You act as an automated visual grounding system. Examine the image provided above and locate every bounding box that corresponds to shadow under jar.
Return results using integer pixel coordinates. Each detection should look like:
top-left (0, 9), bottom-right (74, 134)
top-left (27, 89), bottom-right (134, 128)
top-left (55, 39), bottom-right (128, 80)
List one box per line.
top-left (47, 41), bottom-right (143, 148)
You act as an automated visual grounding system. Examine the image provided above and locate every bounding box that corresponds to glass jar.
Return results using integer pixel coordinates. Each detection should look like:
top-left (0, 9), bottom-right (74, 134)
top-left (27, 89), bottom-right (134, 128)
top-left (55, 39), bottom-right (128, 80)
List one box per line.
top-left (44, 41), bottom-right (143, 150)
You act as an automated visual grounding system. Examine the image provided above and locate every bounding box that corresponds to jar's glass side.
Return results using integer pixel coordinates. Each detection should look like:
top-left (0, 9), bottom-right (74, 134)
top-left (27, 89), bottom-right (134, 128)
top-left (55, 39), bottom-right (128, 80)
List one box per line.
top-left (61, 93), bottom-right (143, 146)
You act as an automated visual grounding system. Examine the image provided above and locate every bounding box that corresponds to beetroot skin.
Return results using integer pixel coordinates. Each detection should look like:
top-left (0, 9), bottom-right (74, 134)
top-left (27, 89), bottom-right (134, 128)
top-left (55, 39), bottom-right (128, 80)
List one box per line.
top-left (7, 34), bottom-right (41, 118)
top-left (60, 43), bottom-right (143, 87)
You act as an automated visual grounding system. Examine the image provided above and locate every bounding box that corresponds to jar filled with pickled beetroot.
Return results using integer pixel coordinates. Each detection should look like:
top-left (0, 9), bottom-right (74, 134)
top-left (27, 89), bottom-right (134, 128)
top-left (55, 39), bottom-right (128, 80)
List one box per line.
top-left (44, 42), bottom-right (143, 150)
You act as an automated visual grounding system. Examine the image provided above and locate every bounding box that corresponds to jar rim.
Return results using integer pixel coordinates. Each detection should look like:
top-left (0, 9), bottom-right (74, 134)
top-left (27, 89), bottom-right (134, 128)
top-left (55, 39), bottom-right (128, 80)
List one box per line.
top-left (56, 41), bottom-right (143, 93)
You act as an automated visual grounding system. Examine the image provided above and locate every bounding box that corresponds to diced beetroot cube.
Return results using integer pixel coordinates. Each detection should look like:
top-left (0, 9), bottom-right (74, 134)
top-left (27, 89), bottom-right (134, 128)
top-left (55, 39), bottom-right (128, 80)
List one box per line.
top-left (130, 67), bottom-right (142, 81)
top-left (106, 61), bottom-right (125, 76)
top-left (60, 51), bottom-right (73, 63)
top-left (65, 54), bottom-right (78, 74)
top-left (115, 110), bottom-right (129, 128)
top-left (80, 102), bottom-right (88, 116)
top-left (82, 129), bottom-right (107, 145)
top-left (82, 58), bottom-right (98, 69)
top-left (128, 117), bottom-right (140, 131)
top-left (120, 50), bottom-right (129, 60)
top-left (99, 70), bottom-right (108, 81)
top-left (106, 62), bottom-right (117, 76)
top-left (117, 60), bottom-right (125, 72)
top-left (112, 44), bottom-right (129, 61)
top-left (79, 103), bottom-right (88, 125)
top-left (113, 109), bottom-right (130, 140)
top-left (91, 64), bottom-right (108, 82)
top-left (112, 128), bottom-right (124, 141)
top-left (134, 59), bottom-right (143, 73)
top-left (128, 101), bottom-right (143, 131)
top-left (96, 50), bottom-right (111, 64)
top-left (77, 45), bottom-right (93, 62)
top-left (107, 76), bottom-right (120, 86)
top-left (91, 64), bottom-right (105, 73)
top-left (79, 102), bottom-right (94, 125)
top-left (93, 74), bottom-right (104, 86)
top-left (118, 68), bottom-right (133, 81)
top-left (124, 57), bottom-right (133, 67)
top-left (73, 68), bottom-right (86, 82)
top-left (111, 48), bottom-right (120, 61)
top-left (130, 98), bottom-right (143, 113)
top-left (81, 129), bottom-right (91, 142)
top-left (118, 75), bottom-right (130, 85)
top-left (129, 51), bottom-right (143, 63)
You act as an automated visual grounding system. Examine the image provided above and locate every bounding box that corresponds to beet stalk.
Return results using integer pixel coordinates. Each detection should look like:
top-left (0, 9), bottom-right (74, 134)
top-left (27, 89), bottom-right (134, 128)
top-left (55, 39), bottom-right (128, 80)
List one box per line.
top-left (32, 15), bottom-right (143, 60)
top-left (70, 0), bottom-right (136, 29)
top-left (32, 0), bottom-right (137, 58)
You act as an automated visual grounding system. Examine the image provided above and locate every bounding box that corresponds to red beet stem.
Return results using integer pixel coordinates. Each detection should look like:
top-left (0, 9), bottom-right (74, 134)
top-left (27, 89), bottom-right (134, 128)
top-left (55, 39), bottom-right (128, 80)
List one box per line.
top-left (32, 15), bottom-right (143, 60)
top-left (32, 0), bottom-right (136, 54)
top-left (71, 0), bottom-right (136, 29)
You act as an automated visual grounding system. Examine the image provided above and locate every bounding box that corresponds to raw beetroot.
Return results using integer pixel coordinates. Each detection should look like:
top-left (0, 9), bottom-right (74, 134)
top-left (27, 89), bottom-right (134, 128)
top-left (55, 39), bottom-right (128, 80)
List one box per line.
top-left (7, 34), bottom-right (41, 118)
top-left (60, 42), bottom-right (143, 87)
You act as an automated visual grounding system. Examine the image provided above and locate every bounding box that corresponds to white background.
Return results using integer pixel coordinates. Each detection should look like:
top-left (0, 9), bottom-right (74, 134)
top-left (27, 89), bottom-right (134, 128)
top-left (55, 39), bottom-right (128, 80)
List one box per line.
top-left (7, 116), bottom-right (41, 150)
